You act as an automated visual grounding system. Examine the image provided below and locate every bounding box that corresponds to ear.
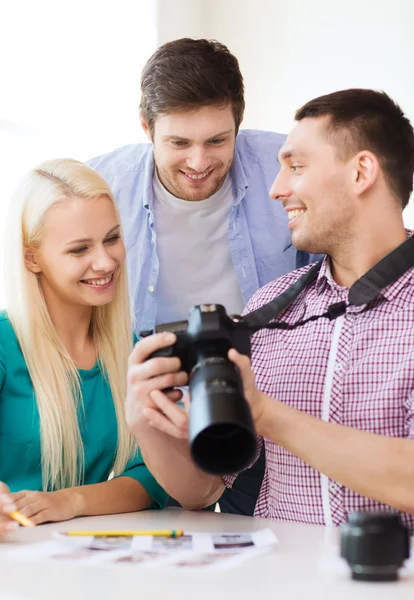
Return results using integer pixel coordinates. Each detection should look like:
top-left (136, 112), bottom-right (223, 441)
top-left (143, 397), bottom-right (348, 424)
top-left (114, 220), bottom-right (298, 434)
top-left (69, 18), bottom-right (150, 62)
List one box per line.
top-left (351, 151), bottom-right (379, 196)
top-left (24, 246), bottom-right (42, 274)
top-left (139, 112), bottom-right (153, 142)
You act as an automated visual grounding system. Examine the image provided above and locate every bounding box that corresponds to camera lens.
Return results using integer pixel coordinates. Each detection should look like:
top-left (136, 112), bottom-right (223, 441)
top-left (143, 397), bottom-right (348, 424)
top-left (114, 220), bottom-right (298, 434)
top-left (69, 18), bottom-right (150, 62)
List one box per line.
top-left (340, 511), bottom-right (410, 581)
top-left (188, 355), bottom-right (257, 475)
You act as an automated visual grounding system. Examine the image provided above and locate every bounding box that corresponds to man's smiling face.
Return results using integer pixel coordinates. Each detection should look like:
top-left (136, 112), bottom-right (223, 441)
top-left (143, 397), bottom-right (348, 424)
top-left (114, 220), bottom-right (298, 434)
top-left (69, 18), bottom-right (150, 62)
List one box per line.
top-left (270, 116), bottom-right (356, 255)
top-left (148, 104), bottom-right (236, 201)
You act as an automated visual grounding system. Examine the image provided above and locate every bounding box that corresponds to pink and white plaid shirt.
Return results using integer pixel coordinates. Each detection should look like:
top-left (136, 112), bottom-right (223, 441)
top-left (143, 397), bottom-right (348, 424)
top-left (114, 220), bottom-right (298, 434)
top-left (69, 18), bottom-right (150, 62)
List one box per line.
top-left (225, 252), bottom-right (414, 531)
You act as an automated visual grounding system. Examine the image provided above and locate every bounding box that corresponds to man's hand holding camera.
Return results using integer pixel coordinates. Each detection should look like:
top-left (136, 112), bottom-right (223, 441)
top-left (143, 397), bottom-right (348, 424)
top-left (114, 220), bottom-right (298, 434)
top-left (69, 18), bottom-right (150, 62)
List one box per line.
top-left (227, 348), bottom-right (269, 433)
top-left (126, 332), bottom-right (268, 442)
top-left (126, 332), bottom-right (189, 439)
top-left (126, 331), bottom-right (226, 509)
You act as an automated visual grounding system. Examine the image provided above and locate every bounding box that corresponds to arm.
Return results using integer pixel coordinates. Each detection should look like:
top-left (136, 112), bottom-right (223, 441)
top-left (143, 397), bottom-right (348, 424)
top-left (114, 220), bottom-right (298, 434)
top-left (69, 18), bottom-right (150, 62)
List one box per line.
top-left (229, 349), bottom-right (414, 513)
top-left (125, 332), bottom-right (224, 510)
top-left (66, 476), bottom-right (153, 515)
top-left (11, 475), bottom-right (155, 525)
top-left (11, 437), bottom-right (170, 524)
top-left (62, 476), bottom-right (152, 516)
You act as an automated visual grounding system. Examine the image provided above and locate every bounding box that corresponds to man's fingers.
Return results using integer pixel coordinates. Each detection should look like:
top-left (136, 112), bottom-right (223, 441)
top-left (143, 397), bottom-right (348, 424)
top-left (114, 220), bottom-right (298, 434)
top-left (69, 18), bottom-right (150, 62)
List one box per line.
top-left (128, 356), bottom-right (183, 384)
top-left (131, 372), bottom-right (188, 400)
top-left (128, 332), bottom-right (177, 366)
top-left (144, 406), bottom-right (188, 440)
top-left (149, 389), bottom-right (188, 429)
top-left (228, 348), bottom-right (251, 370)
top-left (183, 391), bottom-right (191, 412)
top-left (165, 389), bottom-right (184, 403)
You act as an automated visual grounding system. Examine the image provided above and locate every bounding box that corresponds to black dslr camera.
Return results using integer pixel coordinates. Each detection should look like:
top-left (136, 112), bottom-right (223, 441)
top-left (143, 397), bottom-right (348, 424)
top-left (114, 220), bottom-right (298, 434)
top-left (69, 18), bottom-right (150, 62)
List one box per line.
top-left (141, 304), bottom-right (257, 476)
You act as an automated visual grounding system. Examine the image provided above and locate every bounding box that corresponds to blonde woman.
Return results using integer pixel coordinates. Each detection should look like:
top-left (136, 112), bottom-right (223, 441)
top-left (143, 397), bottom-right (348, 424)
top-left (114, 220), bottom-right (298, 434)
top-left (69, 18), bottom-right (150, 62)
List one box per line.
top-left (0, 159), bottom-right (167, 538)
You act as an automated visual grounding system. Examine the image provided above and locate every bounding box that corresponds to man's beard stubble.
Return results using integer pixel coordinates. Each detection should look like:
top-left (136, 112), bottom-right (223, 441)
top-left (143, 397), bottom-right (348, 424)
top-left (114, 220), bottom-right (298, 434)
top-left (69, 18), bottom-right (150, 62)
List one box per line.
top-left (156, 157), bottom-right (233, 202)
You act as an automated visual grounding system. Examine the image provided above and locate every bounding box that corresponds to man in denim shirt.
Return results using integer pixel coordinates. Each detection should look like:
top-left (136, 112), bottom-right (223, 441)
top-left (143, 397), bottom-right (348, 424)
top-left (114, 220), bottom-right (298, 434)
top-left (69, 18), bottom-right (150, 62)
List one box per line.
top-left (88, 38), bottom-right (320, 515)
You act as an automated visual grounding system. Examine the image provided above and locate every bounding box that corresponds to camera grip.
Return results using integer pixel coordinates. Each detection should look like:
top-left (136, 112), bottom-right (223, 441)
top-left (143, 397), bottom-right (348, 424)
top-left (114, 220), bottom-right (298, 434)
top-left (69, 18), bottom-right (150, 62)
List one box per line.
top-left (148, 345), bottom-right (179, 393)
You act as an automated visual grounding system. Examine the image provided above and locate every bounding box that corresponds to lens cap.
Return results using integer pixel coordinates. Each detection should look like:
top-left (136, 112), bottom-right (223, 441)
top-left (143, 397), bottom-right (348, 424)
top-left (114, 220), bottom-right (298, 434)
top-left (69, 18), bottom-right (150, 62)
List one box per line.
top-left (340, 511), bottom-right (410, 581)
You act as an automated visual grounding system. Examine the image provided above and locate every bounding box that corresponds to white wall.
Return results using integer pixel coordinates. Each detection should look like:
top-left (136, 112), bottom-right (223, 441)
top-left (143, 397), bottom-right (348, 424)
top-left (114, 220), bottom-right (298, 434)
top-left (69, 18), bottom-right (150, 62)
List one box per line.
top-left (156, 0), bottom-right (205, 43)
top-left (157, 0), bottom-right (414, 224)
top-left (0, 0), bottom-right (157, 306)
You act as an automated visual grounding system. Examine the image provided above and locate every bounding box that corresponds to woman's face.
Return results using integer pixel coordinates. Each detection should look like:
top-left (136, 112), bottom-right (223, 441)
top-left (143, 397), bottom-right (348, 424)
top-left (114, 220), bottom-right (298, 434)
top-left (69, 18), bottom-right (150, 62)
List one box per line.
top-left (27, 194), bottom-right (126, 311)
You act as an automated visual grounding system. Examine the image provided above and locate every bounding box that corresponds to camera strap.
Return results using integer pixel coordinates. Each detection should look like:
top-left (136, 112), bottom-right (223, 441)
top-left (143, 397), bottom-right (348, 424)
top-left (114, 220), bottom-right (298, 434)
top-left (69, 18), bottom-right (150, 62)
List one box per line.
top-left (244, 235), bottom-right (414, 333)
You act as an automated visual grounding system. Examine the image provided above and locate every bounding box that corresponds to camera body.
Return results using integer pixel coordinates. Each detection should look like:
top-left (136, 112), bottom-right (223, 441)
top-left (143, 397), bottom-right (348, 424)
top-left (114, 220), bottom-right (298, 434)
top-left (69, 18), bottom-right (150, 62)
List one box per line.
top-left (147, 303), bottom-right (252, 372)
top-left (141, 304), bottom-right (257, 475)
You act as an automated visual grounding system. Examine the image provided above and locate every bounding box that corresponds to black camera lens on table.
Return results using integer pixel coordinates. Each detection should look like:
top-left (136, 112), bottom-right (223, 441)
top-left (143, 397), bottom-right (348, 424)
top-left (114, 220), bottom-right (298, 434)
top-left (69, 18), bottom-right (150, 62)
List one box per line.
top-left (340, 511), bottom-right (410, 582)
top-left (141, 304), bottom-right (257, 476)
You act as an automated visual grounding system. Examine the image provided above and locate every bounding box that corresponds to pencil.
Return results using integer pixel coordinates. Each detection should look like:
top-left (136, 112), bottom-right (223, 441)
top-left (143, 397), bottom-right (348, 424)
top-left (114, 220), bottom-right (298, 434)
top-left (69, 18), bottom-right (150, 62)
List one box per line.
top-left (62, 529), bottom-right (184, 537)
top-left (8, 511), bottom-right (35, 528)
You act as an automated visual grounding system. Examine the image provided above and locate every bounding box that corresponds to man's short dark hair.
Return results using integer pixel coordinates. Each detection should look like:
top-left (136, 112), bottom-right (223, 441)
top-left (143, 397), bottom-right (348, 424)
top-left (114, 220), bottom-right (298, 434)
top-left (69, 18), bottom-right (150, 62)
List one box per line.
top-left (139, 38), bottom-right (245, 136)
top-left (295, 89), bottom-right (414, 209)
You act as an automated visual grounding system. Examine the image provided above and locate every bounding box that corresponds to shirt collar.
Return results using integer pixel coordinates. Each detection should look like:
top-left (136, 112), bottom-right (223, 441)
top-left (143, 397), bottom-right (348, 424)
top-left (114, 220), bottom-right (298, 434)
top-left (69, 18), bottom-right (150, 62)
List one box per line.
top-left (315, 229), bottom-right (414, 303)
top-left (230, 139), bottom-right (249, 206)
top-left (379, 229), bottom-right (414, 302)
top-left (315, 256), bottom-right (336, 295)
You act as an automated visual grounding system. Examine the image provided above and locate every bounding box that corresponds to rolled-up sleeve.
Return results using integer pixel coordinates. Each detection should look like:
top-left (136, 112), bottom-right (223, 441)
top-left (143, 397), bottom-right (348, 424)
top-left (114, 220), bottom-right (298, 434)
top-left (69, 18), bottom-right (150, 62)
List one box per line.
top-left (116, 448), bottom-right (168, 509)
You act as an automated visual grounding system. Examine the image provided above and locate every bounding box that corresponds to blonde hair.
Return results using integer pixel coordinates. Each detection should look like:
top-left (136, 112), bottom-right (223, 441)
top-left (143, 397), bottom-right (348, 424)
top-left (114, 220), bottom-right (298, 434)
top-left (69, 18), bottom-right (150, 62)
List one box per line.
top-left (4, 159), bottom-right (136, 490)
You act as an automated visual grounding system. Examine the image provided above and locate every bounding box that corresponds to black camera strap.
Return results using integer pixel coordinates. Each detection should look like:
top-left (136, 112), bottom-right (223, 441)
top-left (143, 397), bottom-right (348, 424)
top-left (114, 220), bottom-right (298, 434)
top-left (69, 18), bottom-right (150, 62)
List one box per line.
top-left (244, 235), bottom-right (414, 333)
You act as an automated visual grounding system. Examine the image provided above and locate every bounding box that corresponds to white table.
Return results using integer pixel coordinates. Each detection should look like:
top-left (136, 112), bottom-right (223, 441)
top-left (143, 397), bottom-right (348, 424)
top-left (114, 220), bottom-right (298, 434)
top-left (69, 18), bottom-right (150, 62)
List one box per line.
top-left (0, 508), bottom-right (412, 600)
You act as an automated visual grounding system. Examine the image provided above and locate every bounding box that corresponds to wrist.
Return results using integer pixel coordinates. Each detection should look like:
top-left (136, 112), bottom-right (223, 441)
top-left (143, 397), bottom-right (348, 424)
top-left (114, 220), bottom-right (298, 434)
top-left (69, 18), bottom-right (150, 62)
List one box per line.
top-left (254, 392), bottom-right (272, 437)
top-left (255, 394), bottom-right (288, 441)
top-left (56, 488), bottom-right (85, 518)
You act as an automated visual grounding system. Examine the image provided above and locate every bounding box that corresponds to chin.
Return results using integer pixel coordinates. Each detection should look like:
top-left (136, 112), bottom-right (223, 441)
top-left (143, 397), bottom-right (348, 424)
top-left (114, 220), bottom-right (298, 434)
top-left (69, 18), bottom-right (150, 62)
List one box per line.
top-left (292, 232), bottom-right (323, 255)
top-left (83, 292), bottom-right (117, 308)
top-left (182, 191), bottom-right (213, 202)
top-left (175, 173), bottom-right (227, 201)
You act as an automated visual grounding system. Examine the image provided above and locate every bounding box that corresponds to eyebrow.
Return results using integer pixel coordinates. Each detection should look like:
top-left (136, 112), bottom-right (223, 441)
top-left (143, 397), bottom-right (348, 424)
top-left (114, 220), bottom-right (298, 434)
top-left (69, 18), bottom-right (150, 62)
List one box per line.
top-left (65, 224), bottom-right (120, 247)
top-left (278, 149), bottom-right (307, 163)
top-left (163, 129), bottom-right (234, 141)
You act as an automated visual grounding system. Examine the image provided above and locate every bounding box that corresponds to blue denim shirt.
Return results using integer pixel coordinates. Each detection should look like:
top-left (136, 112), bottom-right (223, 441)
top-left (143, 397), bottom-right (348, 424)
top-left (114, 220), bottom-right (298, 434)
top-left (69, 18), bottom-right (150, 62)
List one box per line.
top-left (88, 130), bottom-right (320, 334)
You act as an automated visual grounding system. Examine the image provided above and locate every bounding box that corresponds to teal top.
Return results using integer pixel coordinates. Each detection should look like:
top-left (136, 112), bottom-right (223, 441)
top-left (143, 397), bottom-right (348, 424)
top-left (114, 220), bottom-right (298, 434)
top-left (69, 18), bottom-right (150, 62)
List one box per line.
top-left (0, 312), bottom-right (167, 508)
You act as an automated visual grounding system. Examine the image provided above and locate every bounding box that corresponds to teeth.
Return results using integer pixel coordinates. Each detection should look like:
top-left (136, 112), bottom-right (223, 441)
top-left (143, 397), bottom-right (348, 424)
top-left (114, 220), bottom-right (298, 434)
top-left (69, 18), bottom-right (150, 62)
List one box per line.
top-left (288, 209), bottom-right (306, 221)
top-left (184, 171), bottom-right (211, 180)
top-left (83, 274), bottom-right (112, 286)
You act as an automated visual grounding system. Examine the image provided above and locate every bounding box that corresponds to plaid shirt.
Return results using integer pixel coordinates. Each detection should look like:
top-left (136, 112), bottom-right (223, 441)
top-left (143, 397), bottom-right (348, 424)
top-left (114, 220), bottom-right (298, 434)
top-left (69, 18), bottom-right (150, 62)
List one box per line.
top-left (225, 252), bottom-right (414, 530)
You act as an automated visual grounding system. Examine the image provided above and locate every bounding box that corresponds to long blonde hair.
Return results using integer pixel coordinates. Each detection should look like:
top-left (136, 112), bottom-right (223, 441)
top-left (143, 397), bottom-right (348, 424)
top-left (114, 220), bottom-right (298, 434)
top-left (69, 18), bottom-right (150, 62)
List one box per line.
top-left (4, 159), bottom-right (136, 491)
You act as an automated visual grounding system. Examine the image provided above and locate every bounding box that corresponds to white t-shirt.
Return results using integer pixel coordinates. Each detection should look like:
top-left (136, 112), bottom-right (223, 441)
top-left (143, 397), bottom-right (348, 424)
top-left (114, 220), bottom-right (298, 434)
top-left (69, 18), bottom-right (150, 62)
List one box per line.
top-left (153, 172), bottom-right (244, 325)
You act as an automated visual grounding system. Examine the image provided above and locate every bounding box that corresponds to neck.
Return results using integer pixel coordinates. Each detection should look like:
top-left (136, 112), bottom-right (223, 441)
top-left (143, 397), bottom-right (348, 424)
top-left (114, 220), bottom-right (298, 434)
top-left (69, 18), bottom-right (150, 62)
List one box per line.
top-left (329, 216), bottom-right (407, 287)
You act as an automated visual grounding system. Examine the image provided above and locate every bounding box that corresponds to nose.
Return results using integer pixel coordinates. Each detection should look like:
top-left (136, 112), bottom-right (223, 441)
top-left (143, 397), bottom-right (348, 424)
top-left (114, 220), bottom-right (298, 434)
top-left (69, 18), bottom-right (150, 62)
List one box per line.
top-left (91, 246), bottom-right (116, 273)
top-left (269, 168), bottom-right (292, 202)
top-left (186, 146), bottom-right (211, 173)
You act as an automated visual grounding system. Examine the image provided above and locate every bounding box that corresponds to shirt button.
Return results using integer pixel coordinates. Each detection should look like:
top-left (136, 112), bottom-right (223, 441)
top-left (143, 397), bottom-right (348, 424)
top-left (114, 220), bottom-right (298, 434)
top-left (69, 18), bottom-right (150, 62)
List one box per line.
top-left (148, 285), bottom-right (155, 293)
top-left (329, 482), bottom-right (337, 492)
top-left (334, 362), bottom-right (343, 371)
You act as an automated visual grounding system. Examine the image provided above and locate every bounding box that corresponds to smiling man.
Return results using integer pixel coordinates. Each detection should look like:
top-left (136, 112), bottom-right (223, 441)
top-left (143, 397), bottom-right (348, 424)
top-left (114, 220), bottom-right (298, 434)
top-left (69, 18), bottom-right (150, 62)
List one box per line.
top-left (88, 38), bottom-right (318, 335)
top-left (125, 88), bottom-right (414, 531)
top-left (88, 38), bottom-right (319, 516)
